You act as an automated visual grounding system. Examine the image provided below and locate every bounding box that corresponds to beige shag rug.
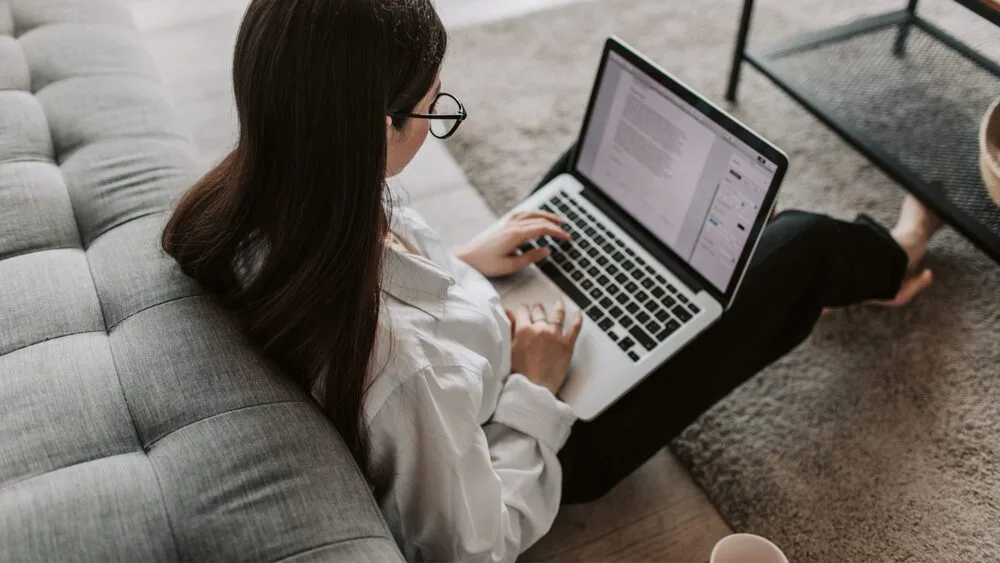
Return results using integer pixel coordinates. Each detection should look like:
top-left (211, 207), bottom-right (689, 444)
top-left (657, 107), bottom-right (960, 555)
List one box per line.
top-left (443, 0), bottom-right (1000, 560)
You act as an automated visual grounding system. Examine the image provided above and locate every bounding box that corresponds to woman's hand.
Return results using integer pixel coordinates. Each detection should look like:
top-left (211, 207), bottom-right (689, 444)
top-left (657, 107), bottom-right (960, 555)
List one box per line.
top-left (453, 211), bottom-right (570, 277)
top-left (507, 299), bottom-right (583, 395)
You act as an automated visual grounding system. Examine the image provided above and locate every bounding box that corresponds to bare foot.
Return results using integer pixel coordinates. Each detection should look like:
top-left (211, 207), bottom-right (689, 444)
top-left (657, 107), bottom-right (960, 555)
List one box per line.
top-left (890, 194), bottom-right (944, 272)
top-left (875, 195), bottom-right (944, 307)
top-left (823, 196), bottom-right (943, 314)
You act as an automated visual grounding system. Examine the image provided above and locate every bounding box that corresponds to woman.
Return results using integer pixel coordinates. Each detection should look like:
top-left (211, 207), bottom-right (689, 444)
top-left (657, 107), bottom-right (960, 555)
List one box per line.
top-left (162, 0), bottom-right (942, 560)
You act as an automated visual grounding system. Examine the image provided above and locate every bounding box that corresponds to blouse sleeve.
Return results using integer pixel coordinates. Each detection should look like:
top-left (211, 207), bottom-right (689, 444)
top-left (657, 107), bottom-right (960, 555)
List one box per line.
top-left (369, 365), bottom-right (576, 562)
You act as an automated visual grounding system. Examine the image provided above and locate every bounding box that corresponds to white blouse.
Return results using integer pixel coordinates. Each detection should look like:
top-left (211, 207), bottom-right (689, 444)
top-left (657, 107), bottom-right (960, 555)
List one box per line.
top-left (316, 206), bottom-right (577, 562)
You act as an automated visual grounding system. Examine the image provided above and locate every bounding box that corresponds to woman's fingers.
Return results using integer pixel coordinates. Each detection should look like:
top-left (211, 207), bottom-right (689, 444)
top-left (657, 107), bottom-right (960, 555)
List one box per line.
top-left (511, 209), bottom-right (564, 225)
top-left (551, 298), bottom-right (566, 327)
top-left (509, 247), bottom-right (551, 271)
top-left (566, 310), bottom-right (584, 344)
top-left (516, 304), bottom-right (533, 327)
top-left (509, 221), bottom-right (571, 244)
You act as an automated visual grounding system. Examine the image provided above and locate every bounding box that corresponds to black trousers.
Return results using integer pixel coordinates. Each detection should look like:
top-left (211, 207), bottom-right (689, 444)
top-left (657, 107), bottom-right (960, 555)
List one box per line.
top-left (536, 147), bottom-right (910, 504)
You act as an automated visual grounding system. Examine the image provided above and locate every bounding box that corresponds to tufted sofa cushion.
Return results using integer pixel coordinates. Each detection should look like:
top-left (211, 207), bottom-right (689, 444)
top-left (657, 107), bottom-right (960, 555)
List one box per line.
top-left (0, 1), bottom-right (402, 561)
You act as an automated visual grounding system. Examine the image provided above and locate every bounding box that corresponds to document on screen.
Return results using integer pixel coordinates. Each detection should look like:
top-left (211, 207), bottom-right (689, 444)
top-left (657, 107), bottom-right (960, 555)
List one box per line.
top-left (588, 78), bottom-right (715, 246)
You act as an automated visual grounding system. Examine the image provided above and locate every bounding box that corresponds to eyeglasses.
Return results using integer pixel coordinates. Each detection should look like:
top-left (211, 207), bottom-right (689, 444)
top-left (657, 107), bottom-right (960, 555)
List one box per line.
top-left (390, 92), bottom-right (467, 139)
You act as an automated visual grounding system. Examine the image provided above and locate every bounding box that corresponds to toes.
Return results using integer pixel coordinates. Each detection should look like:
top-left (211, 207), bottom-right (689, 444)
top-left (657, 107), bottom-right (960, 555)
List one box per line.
top-left (878, 268), bottom-right (933, 307)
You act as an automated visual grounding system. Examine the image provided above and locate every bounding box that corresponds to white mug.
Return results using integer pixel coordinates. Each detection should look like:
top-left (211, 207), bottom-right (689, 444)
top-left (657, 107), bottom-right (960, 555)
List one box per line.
top-left (710, 533), bottom-right (789, 563)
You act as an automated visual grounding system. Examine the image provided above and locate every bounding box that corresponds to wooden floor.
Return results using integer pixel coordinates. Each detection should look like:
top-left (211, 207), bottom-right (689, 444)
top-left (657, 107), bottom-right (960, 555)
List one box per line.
top-left (126, 0), bottom-right (732, 560)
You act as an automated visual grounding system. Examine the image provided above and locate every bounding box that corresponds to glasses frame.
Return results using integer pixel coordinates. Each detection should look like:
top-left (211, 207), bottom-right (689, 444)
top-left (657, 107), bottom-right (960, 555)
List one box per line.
top-left (390, 92), bottom-right (467, 139)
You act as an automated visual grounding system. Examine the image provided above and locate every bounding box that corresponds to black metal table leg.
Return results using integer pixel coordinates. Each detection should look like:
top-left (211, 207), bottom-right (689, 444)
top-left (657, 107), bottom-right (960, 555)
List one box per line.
top-left (893, 0), bottom-right (920, 57)
top-left (726, 0), bottom-right (757, 102)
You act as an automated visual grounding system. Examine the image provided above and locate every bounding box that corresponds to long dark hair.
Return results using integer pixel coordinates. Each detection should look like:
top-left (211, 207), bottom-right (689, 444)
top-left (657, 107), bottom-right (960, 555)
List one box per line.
top-left (162, 0), bottom-right (447, 478)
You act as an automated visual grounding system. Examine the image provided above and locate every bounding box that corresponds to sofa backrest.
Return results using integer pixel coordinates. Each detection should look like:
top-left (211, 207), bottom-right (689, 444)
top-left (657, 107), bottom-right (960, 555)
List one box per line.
top-left (0, 1), bottom-right (401, 560)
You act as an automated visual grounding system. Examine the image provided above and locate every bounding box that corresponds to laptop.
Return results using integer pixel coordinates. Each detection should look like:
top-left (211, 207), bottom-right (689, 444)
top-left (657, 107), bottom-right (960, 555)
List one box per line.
top-left (489, 37), bottom-right (788, 420)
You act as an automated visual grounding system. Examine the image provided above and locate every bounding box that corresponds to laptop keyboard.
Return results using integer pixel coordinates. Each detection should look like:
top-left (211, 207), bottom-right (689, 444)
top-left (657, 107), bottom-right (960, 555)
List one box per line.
top-left (519, 192), bottom-right (702, 362)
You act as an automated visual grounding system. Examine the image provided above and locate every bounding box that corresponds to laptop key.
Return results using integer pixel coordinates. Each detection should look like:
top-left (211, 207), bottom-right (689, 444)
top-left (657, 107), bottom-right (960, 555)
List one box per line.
top-left (615, 273), bottom-right (628, 284)
top-left (625, 302), bottom-right (639, 314)
top-left (618, 337), bottom-right (634, 352)
top-left (584, 227), bottom-right (596, 236)
top-left (678, 294), bottom-right (689, 304)
top-left (579, 257), bottom-right (591, 268)
top-left (672, 306), bottom-right (692, 322)
top-left (615, 293), bottom-right (629, 304)
top-left (587, 266), bottom-right (600, 277)
top-left (609, 306), bottom-right (623, 318)
top-left (625, 247), bottom-right (636, 257)
top-left (597, 255), bottom-right (609, 266)
top-left (598, 318), bottom-right (614, 331)
top-left (628, 326), bottom-right (656, 350)
top-left (608, 285), bottom-right (620, 296)
top-left (689, 303), bottom-right (701, 314)
top-left (587, 307), bottom-right (604, 322)
top-left (608, 331), bottom-right (619, 342)
top-left (570, 271), bottom-right (584, 281)
top-left (664, 296), bottom-right (676, 308)
top-left (636, 311), bottom-right (650, 324)
top-left (589, 288), bottom-right (602, 299)
top-left (599, 297), bottom-right (613, 309)
top-left (657, 320), bottom-right (681, 340)
top-left (612, 251), bottom-right (625, 262)
top-left (651, 286), bottom-right (665, 298)
top-left (645, 300), bottom-right (660, 314)
top-left (539, 262), bottom-right (592, 309)
top-left (647, 320), bottom-right (662, 335)
top-left (597, 275), bottom-right (610, 285)
top-left (633, 269), bottom-right (646, 281)
top-left (606, 264), bottom-right (619, 275)
top-left (667, 284), bottom-right (677, 293)
top-left (587, 247), bottom-right (599, 258)
top-left (656, 275), bottom-right (668, 285)
top-left (624, 281), bottom-right (638, 293)
top-left (622, 260), bottom-right (634, 271)
top-left (635, 290), bottom-right (649, 303)
top-left (628, 351), bottom-right (641, 362)
top-left (620, 317), bottom-right (634, 329)
top-left (655, 309), bottom-right (670, 322)
top-left (581, 279), bottom-right (594, 290)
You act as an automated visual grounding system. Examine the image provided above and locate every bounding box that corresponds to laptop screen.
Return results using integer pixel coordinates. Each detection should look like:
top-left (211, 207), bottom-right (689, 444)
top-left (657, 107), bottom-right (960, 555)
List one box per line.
top-left (575, 50), bottom-right (779, 292)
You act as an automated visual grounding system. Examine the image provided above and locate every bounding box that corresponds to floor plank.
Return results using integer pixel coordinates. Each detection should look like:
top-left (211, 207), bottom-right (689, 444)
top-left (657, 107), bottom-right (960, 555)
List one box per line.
top-left (524, 449), bottom-right (731, 562)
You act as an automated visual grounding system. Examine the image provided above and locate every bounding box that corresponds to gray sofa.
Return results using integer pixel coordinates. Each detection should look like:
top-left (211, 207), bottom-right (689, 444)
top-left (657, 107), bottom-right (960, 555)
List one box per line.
top-left (0, 1), bottom-right (403, 560)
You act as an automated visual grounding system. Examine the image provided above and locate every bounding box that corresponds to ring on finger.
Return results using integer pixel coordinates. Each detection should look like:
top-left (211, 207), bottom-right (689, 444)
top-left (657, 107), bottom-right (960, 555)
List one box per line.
top-left (530, 305), bottom-right (547, 323)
